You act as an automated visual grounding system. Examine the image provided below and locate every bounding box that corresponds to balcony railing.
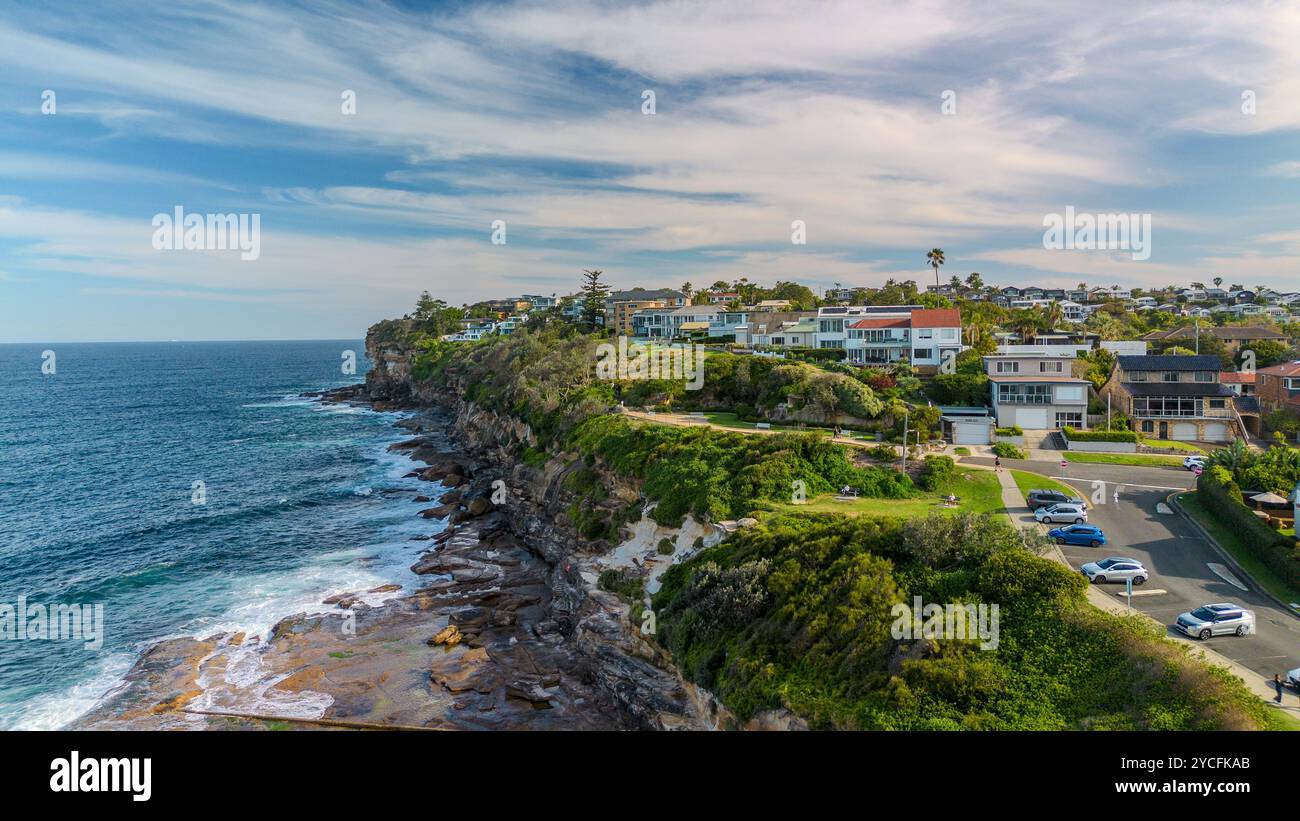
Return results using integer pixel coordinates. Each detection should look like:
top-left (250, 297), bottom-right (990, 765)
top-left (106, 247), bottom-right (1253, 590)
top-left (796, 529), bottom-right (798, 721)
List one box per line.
top-left (997, 394), bottom-right (1053, 405)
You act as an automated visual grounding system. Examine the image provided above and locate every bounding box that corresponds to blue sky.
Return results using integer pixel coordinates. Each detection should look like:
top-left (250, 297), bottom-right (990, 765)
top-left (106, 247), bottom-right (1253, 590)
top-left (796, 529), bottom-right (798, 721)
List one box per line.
top-left (1, 0), bottom-right (1298, 342)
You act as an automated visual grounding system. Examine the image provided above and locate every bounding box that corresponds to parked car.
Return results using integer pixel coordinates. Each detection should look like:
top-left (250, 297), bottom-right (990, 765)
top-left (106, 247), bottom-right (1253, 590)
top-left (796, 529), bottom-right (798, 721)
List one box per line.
top-left (1174, 603), bottom-right (1255, 639)
top-left (1034, 503), bottom-right (1087, 524)
top-left (1027, 489), bottom-right (1086, 510)
top-left (1080, 557), bottom-right (1148, 585)
top-left (1289, 667), bottom-right (1300, 691)
top-left (1183, 455), bottom-right (1208, 471)
top-left (1048, 524), bottom-right (1106, 546)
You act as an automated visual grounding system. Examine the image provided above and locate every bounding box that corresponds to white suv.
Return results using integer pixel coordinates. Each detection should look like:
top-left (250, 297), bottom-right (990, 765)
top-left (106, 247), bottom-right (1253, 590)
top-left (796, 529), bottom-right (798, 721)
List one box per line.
top-left (1183, 455), bottom-right (1208, 471)
top-left (1174, 603), bottom-right (1255, 639)
top-left (1034, 503), bottom-right (1088, 524)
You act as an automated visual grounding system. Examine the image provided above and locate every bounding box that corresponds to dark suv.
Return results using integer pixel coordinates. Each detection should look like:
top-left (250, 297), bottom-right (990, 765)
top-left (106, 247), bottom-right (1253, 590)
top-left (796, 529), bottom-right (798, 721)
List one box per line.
top-left (1026, 489), bottom-right (1085, 510)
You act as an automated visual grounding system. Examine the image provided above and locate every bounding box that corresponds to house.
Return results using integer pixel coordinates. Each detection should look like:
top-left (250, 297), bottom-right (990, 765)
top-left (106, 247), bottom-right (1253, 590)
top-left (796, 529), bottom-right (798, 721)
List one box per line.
top-left (604, 288), bottom-right (686, 324)
top-left (735, 312), bottom-right (818, 348)
top-left (1255, 361), bottom-right (1300, 417)
top-left (750, 299), bottom-right (793, 312)
top-left (1101, 355), bottom-right (1240, 441)
top-left (1143, 324), bottom-right (1290, 355)
top-left (985, 353), bottom-right (1090, 430)
top-left (1059, 300), bottom-right (1086, 322)
top-left (1219, 371), bottom-right (1256, 397)
top-left (520, 294), bottom-right (558, 310)
top-left (609, 297), bottom-right (673, 335)
top-left (706, 291), bottom-right (740, 304)
top-left (815, 305), bottom-right (961, 372)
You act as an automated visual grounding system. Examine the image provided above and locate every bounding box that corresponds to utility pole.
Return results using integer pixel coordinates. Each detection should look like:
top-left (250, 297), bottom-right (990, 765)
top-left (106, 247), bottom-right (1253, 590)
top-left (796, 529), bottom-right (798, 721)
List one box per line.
top-left (1195, 318), bottom-right (1200, 355)
top-left (901, 410), bottom-right (909, 472)
top-left (1107, 392), bottom-right (1111, 430)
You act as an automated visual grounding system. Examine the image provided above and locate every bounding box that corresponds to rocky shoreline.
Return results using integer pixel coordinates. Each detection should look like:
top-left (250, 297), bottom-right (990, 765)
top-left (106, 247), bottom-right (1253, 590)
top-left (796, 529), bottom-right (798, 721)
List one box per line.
top-left (71, 381), bottom-right (721, 731)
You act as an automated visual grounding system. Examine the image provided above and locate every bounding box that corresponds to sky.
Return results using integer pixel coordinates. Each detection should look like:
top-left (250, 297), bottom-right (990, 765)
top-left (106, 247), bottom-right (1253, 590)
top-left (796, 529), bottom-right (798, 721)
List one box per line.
top-left (1, 0), bottom-right (1298, 342)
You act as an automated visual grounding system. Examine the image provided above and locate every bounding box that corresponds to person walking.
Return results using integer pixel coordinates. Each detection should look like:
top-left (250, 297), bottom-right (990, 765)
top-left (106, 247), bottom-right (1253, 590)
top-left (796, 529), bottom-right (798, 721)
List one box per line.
top-left (994, 455), bottom-right (1001, 472)
top-left (1275, 674), bottom-right (1285, 703)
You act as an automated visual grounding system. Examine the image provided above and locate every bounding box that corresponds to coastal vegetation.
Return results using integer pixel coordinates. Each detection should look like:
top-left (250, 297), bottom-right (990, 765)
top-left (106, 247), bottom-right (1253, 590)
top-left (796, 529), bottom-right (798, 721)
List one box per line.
top-left (652, 512), bottom-right (1280, 730)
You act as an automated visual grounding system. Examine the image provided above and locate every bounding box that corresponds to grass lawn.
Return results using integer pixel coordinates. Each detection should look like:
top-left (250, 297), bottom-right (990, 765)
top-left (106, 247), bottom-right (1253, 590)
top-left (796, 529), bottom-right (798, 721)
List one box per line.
top-left (1139, 438), bottom-right (1208, 454)
top-left (702, 412), bottom-right (834, 436)
top-left (1063, 451), bottom-right (1185, 467)
top-left (764, 469), bottom-right (1004, 519)
top-left (1178, 491), bottom-right (1300, 608)
top-left (1009, 469), bottom-right (1087, 502)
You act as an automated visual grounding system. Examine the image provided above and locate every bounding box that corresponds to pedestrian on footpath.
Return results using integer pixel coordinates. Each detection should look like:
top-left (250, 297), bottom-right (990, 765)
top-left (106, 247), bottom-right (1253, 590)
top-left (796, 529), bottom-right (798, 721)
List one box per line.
top-left (994, 455), bottom-right (1001, 472)
top-left (1276, 674), bottom-right (1284, 703)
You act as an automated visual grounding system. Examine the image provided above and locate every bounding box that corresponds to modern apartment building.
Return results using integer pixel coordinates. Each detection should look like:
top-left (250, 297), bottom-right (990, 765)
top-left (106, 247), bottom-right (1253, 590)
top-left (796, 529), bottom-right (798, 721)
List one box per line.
top-left (1101, 355), bottom-right (1239, 441)
top-left (985, 353), bottom-right (1090, 430)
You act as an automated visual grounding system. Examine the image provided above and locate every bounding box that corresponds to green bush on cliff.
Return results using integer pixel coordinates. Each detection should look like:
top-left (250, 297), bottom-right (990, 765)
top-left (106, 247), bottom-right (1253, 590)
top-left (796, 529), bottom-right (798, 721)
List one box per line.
top-left (651, 512), bottom-right (1276, 730)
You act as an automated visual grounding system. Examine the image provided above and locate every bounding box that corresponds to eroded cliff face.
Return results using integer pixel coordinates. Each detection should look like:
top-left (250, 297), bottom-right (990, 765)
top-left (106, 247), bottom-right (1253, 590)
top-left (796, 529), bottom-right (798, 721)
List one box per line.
top-left (361, 329), bottom-right (726, 730)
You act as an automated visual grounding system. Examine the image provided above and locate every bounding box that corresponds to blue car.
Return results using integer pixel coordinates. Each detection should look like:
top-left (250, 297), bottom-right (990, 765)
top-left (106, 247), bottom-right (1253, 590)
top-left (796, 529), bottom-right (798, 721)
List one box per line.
top-left (1048, 524), bottom-right (1106, 547)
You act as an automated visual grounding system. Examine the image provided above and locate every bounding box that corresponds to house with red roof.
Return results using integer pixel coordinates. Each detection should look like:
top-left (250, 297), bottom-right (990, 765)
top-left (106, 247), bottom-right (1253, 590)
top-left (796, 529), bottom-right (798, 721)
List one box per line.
top-left (814, 305), bottom-right (962, 372)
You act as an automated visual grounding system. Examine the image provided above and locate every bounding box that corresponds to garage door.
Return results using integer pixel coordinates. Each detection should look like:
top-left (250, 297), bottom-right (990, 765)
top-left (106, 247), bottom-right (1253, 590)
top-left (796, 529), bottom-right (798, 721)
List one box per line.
top-left (953, 421), bottom-right (990, 445)
top-left (1172, 422), bottom-right (1198, 441)
top-left (1016, 408), bottom-right (1048, 429)
top-left (1203, 422), bottom-right (1229, 441)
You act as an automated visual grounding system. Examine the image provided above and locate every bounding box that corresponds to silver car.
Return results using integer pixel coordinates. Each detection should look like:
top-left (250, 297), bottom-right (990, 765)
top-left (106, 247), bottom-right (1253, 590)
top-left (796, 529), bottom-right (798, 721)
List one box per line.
top-left (1081, 557), bottom-right (1148, 585)
top-left (1174, 603), bottom-right (1256, 639)
top-left (1034, 503), bottom-right (1087, 524)
top-left (1288, 667), bottom-right (1300, 691)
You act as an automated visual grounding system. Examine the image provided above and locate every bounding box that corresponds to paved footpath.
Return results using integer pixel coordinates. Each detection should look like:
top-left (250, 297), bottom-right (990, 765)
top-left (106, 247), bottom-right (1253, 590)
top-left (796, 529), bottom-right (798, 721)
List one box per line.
top-left (982, 461), bottom-right (1300, 716)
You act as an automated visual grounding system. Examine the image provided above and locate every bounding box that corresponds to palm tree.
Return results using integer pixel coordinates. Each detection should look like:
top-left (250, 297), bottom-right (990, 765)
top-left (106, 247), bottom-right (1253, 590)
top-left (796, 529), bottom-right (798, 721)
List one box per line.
top-left (1041, 301), bottom-right (1064, 329)
top-left (926, 248), bottom-right (945, 292)
top-left (680, 282), bottom-right (693, 301)
top-left (1213, 276), bottom-right (1223, 288)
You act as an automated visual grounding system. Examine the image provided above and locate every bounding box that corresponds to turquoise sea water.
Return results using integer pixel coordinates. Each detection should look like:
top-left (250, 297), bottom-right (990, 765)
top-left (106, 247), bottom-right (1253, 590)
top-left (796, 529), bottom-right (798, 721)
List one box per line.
top-left (0, 341), bottom-right (440, 729)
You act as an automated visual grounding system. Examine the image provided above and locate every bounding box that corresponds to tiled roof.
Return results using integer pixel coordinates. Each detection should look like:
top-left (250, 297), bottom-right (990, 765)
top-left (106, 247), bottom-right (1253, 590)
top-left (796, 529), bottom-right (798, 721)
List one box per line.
top-left (847, 317), bottom-right (911, 329)
top-left (1258, 361), bottom-right (1300, 377)
top-left (910, 308), bottom-right (961, 327)
top-left (1235, 396), bottom-right (1261, 413)
top-left (1118, 354), bottom-right (1221, 371)
top-left (1219, 371), bottom-right (1256, 384)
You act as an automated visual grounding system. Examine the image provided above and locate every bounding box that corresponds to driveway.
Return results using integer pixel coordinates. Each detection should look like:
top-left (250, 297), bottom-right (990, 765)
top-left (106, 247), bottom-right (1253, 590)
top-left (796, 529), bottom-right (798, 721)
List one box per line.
top-left (968, 457), bottom-right (1300, 686)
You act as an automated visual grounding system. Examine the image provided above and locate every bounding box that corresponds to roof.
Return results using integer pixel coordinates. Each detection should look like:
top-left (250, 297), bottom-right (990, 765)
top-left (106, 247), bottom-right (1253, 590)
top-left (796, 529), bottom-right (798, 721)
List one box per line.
top-left (910, 308), bottom-right (961, 327)
top-left (1118, 354), bottom-right (1221, 371)
top-left (1235, 396), bottom-right (1260, 413)
top-left (1258, 360), bottom-right (1300, 378)
top-left (1148, 324), bottom-right (1289, 341)
top-left (670, 304), bottom-right (721, 316)
top-left (608, 288), bottom-right (684, 302)
top-left (1122, 382), bottom-right (1235, 397)
top-left (677, 321), bottom-right (711, 331)
top-left (848, 317), bottom-right (911, 329)
top-left (745, 311), bottom-right (816, 334)
top-left (1218, 371), bottom-right (1256, 384)
top-left (989, 375), bottom-right (1090, 384)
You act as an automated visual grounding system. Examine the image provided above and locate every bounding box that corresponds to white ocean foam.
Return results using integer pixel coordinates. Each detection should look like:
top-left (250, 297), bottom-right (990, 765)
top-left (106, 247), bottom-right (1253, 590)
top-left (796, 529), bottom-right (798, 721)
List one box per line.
top-left (7, 652), bottom-right (136, 731)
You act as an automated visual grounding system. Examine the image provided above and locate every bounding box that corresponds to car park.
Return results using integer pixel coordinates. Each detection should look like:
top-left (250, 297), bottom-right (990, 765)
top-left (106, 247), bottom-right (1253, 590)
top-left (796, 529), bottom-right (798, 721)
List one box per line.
top-left (1048, 524), bottom-right (1106, 547)
top-left (1080, 557), bottom-right (1148, 585)
top-left (1033, 503), bottom-right (1087, 524)
top-left (1174, 603), bottom-right (1255, 639)
top-left (1026, 489), bottom-right (1086, 510)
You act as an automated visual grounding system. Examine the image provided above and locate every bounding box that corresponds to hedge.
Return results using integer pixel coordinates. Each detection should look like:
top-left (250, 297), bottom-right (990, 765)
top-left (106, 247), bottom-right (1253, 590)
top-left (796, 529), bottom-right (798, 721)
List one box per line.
top-left (1063, 425), bottom-right (1138, 443)
top-left (1197, 466), bottom-right (1300, 590)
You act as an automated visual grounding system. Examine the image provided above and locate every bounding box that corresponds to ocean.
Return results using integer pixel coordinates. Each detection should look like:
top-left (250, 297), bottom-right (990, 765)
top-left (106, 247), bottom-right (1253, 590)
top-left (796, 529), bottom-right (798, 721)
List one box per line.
top-left (0, 340), bottom-right (441, 729)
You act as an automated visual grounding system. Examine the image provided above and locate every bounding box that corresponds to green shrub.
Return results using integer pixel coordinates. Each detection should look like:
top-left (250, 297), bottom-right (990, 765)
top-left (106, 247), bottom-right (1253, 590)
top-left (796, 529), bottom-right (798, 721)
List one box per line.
top-left (1063, 426), bottom-right (1138, 443)
top-left (991, 442), bottom-right (1026, 460)
top-left (867, 444), bottom-right (897, 461)
top-left (1197, 466), bottom-right (1300, 589)
top-left (657, 537), bottom-right (676, 555)
top-left (917, 455), bottom-right (957, 490)
top-left (994, 426), bottom-right (1023, 437)
top-left (598, 568), bottom-right (645, 603)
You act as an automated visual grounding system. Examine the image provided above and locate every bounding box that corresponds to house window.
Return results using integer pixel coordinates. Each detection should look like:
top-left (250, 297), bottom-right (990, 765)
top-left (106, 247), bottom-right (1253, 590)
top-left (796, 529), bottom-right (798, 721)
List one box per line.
top-left (1130, 371), bottom-right (1147, 382)
top-left (1039, 361), bottom-right (1063, 373)
top-left (1162, 371), bottom-right (1179, 382)
top-left (1209, 399), bottom-right (1226, 409)
top-left (996, 361), bottom-right (1020, 373)
top-left (1142, 421), bottom-right (1154, 433)
top-left (1055, 412), bottom-right (1083, 427)
top-left (819, 339), bottom-right (844, 349)
top-left (918, 329), bottom-right (933, 339)
top-left (1194, 371), bottom-right (1214, 382)
top-left (940, 328), bottom-right (956, 340)
top-left (913, 348), bottom-right (932, 360)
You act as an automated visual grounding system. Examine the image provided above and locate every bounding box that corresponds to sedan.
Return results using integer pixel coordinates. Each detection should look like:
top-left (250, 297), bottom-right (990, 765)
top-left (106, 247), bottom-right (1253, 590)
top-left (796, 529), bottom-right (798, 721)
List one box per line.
top-left (1080, 557), bottom-right (1148, 585)
top-left (1048, 524), bottom-right (1106, 547)
top-left (1289, 667), bottom-right (1300, 692)
top-left (1174, 603), bottom-right (1256, 639)
top-left (1027, 489), bottom-right (1086, 511)
top-left (1034, 503), bottom-right (1087, 524)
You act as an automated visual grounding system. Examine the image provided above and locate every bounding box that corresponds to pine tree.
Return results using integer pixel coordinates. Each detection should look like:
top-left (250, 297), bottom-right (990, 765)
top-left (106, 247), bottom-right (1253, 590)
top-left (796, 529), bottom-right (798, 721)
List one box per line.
top-left (580, 269), bottom-right (609, 331)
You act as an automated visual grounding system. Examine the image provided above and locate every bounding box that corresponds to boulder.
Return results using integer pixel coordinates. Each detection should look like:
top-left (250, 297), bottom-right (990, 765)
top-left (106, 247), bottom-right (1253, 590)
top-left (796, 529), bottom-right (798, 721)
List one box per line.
top-left (467, 496), bottom-right (494, 517)
top-left (428, 624), bottom-right (462, 647)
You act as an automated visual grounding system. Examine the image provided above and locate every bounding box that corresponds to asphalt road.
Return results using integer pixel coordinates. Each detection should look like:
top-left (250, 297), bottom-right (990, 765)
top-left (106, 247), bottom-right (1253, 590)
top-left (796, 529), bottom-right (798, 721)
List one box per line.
top-left (968, 457), bottom-right (1300, 684)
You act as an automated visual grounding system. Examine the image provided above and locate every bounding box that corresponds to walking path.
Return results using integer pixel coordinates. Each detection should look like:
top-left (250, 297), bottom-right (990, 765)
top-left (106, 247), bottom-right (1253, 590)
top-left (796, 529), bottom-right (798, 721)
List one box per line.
top-left (985, 461), bottom-right (1300, 716)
